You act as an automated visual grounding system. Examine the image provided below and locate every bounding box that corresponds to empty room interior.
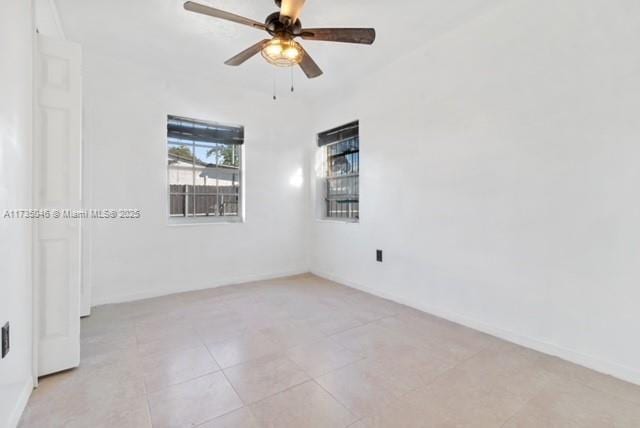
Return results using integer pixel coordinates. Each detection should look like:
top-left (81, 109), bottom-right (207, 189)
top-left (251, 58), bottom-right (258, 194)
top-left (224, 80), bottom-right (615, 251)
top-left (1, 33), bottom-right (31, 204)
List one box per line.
top-left (2, 0), bottom-right (640, 427)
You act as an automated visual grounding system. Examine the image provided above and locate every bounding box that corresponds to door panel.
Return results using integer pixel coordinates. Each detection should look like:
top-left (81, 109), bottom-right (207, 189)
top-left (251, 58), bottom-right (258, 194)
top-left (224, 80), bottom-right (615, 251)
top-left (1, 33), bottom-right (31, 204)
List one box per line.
top-left (35, 35), bottom-right (82, 376)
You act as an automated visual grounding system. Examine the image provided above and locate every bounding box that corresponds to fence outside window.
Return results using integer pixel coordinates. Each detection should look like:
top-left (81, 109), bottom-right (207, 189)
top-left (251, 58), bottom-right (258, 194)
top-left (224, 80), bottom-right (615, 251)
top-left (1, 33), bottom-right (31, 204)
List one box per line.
top-left (167, 115), bottom-right (243, 220)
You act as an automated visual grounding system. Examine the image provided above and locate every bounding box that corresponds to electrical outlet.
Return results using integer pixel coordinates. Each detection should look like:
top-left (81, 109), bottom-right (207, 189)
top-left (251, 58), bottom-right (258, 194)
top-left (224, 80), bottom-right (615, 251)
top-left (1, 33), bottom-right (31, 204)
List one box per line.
top-left (1, 322), bottom-right (9, 359)
top-left (376, 249), bottom-right (383, 262)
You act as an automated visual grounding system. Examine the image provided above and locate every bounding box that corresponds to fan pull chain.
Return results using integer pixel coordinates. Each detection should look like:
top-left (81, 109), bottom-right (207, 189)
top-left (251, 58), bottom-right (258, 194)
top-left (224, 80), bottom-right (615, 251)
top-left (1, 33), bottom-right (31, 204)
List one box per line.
top-left (272, 72), bottom-right (277, 101)
top-left (290, 67), bottom-right (295, 93)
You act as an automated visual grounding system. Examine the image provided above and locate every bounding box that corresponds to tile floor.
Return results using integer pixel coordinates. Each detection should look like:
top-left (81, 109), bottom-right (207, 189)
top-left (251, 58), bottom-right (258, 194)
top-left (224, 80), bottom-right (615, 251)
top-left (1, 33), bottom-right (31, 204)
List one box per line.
top-left (19, 274), bottom-right (640, 427)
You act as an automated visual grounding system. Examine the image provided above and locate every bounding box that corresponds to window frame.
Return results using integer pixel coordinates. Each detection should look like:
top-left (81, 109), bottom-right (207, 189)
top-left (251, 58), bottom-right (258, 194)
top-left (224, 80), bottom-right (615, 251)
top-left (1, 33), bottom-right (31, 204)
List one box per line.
top-left (166, 115), bottom-right (245, 225)
top-left (318, 121), bottom-right (360, 223)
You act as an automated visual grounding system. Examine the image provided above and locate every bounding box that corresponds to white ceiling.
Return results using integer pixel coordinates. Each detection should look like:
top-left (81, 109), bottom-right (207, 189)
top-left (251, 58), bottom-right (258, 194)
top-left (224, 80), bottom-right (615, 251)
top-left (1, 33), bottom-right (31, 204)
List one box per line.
top-left (55, 0), bottom-right (503, 97)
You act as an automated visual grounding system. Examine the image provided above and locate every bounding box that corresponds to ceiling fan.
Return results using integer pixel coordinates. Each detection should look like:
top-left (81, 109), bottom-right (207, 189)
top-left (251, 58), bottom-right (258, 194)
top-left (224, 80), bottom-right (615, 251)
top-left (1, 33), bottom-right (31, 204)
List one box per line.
top-left (183, 0), bottom-right (376, 79)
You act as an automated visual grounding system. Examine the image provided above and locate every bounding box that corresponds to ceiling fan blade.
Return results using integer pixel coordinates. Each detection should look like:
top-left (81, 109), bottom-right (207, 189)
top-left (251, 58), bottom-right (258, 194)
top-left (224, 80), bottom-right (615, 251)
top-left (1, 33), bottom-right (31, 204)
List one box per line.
top-left (224, 40), bottom-right (269, 66)
top-left (280, 0), bottom-right (306, 24)
top-left (184, 1), bottom-right (266, 31)
top-left (301, 28), bottom-right (376, 45)
top-left (298, 46), bottom-right (323, 79)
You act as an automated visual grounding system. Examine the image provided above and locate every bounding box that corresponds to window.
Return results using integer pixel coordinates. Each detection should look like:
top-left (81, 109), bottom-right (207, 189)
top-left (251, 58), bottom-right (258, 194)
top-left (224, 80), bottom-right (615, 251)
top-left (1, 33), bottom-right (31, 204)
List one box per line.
top-left (167, 115), bottom-right (243, 221)
top-left (318, 121), bottom-right (359, 220)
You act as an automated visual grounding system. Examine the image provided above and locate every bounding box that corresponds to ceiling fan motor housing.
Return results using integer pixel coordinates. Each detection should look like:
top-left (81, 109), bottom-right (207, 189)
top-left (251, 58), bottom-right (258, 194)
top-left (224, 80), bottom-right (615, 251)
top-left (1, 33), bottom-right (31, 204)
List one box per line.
top-left (265, 11), bottom-right (302, 38)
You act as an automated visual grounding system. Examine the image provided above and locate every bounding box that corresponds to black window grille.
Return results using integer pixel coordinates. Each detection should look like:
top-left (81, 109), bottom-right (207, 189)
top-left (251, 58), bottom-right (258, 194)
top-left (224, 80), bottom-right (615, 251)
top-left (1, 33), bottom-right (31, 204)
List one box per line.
top-left (318, 121), bottom-right (359, 220)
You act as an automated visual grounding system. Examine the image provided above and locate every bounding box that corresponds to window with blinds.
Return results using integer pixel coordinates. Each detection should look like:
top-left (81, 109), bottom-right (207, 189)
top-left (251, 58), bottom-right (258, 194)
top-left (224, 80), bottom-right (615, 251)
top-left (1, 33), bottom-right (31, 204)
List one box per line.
top-left (318, 121), bottom-right (359, 220)
top-left (167, 115), bottom-right (243, 220)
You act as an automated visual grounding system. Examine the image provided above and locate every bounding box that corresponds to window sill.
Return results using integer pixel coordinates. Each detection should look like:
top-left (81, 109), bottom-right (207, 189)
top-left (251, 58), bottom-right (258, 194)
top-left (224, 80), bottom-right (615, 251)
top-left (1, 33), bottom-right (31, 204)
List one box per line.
top-left (168, 216), bottom-right (244, 227)
top-left (315, 218), bottom-right (359, 224)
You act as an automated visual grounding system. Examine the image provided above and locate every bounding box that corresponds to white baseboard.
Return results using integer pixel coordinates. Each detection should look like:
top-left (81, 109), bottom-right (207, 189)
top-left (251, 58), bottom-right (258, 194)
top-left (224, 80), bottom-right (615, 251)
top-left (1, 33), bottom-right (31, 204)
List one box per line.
top-left (5, 376), bottom-right (33, 428)
top-left (91, 268), bottom-right (310, 306)
top-left (312, 270), bottom-right (640, 387)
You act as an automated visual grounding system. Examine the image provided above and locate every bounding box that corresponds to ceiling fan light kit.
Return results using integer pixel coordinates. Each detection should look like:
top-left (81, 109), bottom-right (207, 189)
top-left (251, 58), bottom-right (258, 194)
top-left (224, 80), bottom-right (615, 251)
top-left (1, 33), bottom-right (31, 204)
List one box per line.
top-left (183, 0), bottom-right (376, 79)
top-left (261, 38), bottom-right (304, 67)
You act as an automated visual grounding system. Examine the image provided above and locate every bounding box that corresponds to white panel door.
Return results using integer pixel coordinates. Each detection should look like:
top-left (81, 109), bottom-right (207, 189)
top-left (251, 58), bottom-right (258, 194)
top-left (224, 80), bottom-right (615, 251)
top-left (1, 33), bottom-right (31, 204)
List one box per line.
top-left (34, 35), bottom-right (82, 376)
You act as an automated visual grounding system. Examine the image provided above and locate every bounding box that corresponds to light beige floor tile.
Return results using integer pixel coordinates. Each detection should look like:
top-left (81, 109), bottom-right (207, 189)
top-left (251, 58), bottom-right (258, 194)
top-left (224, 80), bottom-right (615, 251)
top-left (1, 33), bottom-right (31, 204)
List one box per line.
top-left (80, 334), bottom-right (139, 369)
top-left (80, 321), bottom-right (136, 343)
top-left (315, 360), bottom-right (405, 418)
top-left (223, 356), bottom-right (310, 404)
top-left (197, 407), bottom-right (260, 428)
top-left (285, 302), bottom-right (338, 323)
top-left (442, 324), bottom-right (503, 356)
top-left (24, 362), bottom-right (148, 426)
top-left (80, 310), bottom-right (135, 338)
top-left (357, 352), bottom-right (456, 396)
top-left (286, 338), bottom-right (364, 377)
top-left (179, 296), bottom-right (232, 316)
top-left (504, 377), bottom-right (640, 427)
top-left (375, 315), bottom-right (491, 362)
top-left (80, 326), bottom-right (137, 347)
top-left (191, 312), bottom-right (249, 345)
top-left (147, 372), bottom-right (243, 428)
top-left (18, 404), bottom-right (51, 428)
top-left (187, 306), bottom-right (246, 325)
top-left (206, 332), bottom-right (282, 368)
top-left (196, 324), bottom-right (249, 346)
top-left (66, 364), bottom-right (147, 415)
top-left (26, 369), bottom-right (79, 409)
top-left (20, 401), bottom-right (152, 428)
top-left (312, 313), bottom-right (364, 335)
top-left (356, 394), bottom-right (454, 428)
top-left (329, 323), bottom-right (437, 366)
top-left (250, 381), bottom-right (358, 428)
top-left (136, 329), bottom-right (202, 357)
top-left (176, 285), bottom-right (237, 304)
top-left (58, 404), bottom-right (152, 428)
top-left (402, 367), bottom-right (529, 427)
top-left (141, 345), bottom-right (220, 393)
top-left (329, 323), bottom-right (408, 355)
top-left (342, 294), bottom-right (402, 319)
top-left (257, 320), bottom-right (325, 349)
top-left (452, 344), bottom-right (554, 393)
top-left (539, 354), bottom-right (640, 405)
top-left (338, 305), bottom-right (391, 324)
top-left (135, 318), bottom-right (194, 345)
top-left (126, 305), bottom-right (188, 327)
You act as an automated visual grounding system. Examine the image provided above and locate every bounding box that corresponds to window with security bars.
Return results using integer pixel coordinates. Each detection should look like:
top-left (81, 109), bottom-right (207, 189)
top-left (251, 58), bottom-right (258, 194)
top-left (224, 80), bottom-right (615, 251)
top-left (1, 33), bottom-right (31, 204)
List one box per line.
top-left (319, 121), bottom-right (359, 220)
top-left (167, 115), bottom-right (243, 220)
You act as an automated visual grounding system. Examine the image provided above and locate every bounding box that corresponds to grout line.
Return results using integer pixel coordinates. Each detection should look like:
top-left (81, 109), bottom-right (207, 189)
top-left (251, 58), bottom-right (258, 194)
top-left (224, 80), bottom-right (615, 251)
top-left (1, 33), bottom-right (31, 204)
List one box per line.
top-left (498, 381), bottom-right (550, 428)
top-left (216, 355), bottom-right (319, 409)
top-left (311, 377), bottom-right (364, 423)
top-left (191, 405), bottom-right (247, 428)
top-left (201, 342), bottom-right (246, 402)
top-left (537, 364), bottom-right (640, 408)
top-left (244, 377), bottom-right (312, 408)
top-left (208, 353), bottom-right (311, 414)
top-left (144, 369), bottom-right (222, 396)
top-left (143, 390), bottom-right (153, 426)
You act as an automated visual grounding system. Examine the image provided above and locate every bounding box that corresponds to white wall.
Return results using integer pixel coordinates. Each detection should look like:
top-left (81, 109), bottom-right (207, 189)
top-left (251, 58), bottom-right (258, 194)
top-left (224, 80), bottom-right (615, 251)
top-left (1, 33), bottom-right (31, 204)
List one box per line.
top-left (34, 0), bottom-right (65, 39)
top-left (0, 0), bottom-right (34, 426)
top-left (84, 52), bottom-right (310, 305)
top-left (309, 0), bottom-right (640, 384)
